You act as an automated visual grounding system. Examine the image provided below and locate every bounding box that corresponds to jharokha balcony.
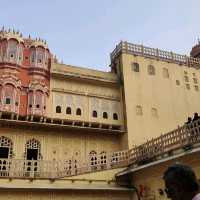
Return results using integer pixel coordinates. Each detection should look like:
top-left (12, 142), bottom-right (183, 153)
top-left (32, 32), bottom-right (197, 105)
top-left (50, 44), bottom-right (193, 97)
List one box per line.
top-left (0, 119), bottom-right (199, 179)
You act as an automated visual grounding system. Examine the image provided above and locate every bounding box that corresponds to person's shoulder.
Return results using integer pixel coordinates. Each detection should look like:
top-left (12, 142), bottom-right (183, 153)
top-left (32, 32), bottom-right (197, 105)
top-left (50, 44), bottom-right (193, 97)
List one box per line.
top-left (192, 193), bottom-right (200, 200)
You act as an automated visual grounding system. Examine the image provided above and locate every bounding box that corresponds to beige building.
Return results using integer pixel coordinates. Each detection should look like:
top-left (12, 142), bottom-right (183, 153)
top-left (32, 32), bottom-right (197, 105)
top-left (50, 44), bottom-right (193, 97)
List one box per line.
top-left (0, 28), bottom-right (200, 199)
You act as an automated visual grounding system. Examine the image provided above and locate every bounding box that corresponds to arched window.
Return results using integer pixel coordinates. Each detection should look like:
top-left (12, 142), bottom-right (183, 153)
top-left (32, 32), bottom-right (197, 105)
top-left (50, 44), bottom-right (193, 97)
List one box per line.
top-left (4, 84), bottom-right (15, 105)
top-left (0, 136), bottom-right (13, 159)
top-left (103, 112), bottom-right (108, 119)
top-left (30, 48), bottom-right (36, 63)
top-left (92, 110), bottom-right (97, 118)
top-left (37, 47), bottom-right (44, 64)
top-left (8, 39), bottom-right (18, 60)
top-left (132, 62), bottom-right (139, 72)
top-left (25, 138), bottom-right (41, 160)
top-left (66, 107), bottom-right (71, 114)
top-left (148, 65), bottom-right (155, 75)
top-left (56, 106), bottom-right (61, 113)
top-left (76, 108), bottom-right (81, 116)
top-left (113, 113), bottom-right (118, 120)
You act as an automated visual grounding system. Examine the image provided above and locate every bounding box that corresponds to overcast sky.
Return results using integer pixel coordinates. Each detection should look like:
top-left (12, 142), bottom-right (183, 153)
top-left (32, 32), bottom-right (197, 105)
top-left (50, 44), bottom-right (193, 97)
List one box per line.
top-left (0, 0), bottom-right (199, 71)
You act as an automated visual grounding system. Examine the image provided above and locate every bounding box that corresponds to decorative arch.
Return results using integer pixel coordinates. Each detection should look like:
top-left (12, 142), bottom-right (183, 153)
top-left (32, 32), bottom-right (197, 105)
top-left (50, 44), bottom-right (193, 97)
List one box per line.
top-left (0, 75), bottom-right (22, 89)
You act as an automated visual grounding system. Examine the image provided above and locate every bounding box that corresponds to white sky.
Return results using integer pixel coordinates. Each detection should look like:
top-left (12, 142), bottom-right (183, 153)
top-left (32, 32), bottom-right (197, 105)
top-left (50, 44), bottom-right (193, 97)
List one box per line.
top-left (0, 0), bottom-right (199, 71)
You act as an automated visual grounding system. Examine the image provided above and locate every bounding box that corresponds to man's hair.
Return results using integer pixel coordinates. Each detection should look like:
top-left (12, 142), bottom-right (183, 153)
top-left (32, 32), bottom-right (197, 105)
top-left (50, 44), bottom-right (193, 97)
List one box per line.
top-left (163, 163), bottom-right (199, 192)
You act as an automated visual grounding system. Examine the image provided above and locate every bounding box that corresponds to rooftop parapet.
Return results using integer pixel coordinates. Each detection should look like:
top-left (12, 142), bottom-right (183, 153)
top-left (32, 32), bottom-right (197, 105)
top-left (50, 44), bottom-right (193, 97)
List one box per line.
top-left (0, 27), bottom-right (24, 43)
top-left (110, 41), bottom-right (200, 68)
top-left (191, 40), bottom-right (200, 58)
top-left (30, 38), bottom-right (48, 49)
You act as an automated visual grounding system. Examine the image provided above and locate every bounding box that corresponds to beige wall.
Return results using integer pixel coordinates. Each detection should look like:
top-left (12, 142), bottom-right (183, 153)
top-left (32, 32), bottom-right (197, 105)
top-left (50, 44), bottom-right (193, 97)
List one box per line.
top-left (130, 151), bottom-right (200, 200)
top-left (0, 127), bottom-right (121, 161)
top-left (120, 53), bottom-right (200, 147)
top-left (0, 190), bottom-right (131, 200)
top-left (0, 168), bottom-right (132, 200)
top-left (46, 63), bottom-right (124, 127)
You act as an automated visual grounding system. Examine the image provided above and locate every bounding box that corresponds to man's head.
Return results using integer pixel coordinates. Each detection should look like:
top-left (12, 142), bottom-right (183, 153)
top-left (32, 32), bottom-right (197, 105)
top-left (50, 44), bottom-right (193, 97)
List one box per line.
top-left (163, 163), bottom-right (199, 200)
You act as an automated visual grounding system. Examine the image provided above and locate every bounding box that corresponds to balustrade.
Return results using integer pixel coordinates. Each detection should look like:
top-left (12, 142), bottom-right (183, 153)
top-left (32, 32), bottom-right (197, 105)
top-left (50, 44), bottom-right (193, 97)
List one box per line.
top-left (0, 120), bottom-right (199, 179)
top-left (110, 42), bottom-right (200, 68)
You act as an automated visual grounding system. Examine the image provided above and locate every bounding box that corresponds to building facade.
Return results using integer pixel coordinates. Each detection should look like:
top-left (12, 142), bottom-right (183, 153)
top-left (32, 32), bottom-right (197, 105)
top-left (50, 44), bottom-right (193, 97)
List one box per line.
top-left (0, 27), bottom-right (200, 199)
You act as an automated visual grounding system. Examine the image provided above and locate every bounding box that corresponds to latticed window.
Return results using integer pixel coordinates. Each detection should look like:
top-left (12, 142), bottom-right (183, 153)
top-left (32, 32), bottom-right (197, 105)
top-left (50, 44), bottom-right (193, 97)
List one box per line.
top-left (131, 62), bottom-right (139, 72)
top-left (163, 68), bottom-right (169, 78)
top-left (100, 151), bottom-right (107, 165)
top-left (76, 108), bottom-right (82, 116)
top-left (0, 136), bottom-right (13, 159)
top-left (66, 107), bottom-right (72, 114)
top-left (103, 112), bottom-right (108, 119)
top-left (56, 106), bottom-right (62, 113)
top-left (113, 113), bottom-right (118, 120)
top-left (28, 91), bottom-right (34, 108)
top-left (8, 39), bottom-right (18, 59)
top-left (35, 90), bottom-right (43, 109)
top-left (92, 110), bottom-right (97, 118)
top-left (4, 84), bottom-right (14, 105)
top-left (25, 138), bottom-right (41, 160)
top-left (136, 105), bottom-right (143, 116)
top-left (89, 151), bottom-right (97, 168)
top-left (30, 48), bottom-right (36, 63)
top-left (37, 47), bottom-right (44, 64)
top-left (148, 65), bottom-right (155, 75)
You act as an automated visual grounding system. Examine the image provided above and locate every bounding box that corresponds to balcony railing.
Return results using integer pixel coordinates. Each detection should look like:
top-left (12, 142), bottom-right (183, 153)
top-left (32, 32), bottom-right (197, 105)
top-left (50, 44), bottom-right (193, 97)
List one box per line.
top-left (110, 41), bottom-right (200, 68)
top-left (0, 120), bottom-right (199, 179)
top-left (0, 150), bottom-right (129, 179)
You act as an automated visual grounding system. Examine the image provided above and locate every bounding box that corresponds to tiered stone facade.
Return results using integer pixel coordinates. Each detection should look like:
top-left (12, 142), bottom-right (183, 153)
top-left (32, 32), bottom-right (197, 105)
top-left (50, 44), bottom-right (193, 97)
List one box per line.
top-left (0, 28), bottom-right (200, 200)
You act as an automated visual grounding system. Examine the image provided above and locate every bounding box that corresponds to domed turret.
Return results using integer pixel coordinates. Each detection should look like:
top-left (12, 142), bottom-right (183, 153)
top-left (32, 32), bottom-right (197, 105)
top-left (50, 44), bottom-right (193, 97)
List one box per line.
top-left (0, 27), bottom-right (24, 65)
top-left (190, 39), bottom-right (200, 58)
top-left (29, 38), bottom-right (50, 70)
top-left (30, 38), bottom-right (48, 49)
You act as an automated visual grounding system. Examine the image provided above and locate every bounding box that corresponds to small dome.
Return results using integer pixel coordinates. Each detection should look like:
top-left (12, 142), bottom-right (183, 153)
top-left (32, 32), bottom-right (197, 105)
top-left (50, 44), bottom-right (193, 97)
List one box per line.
top-left (190, 40), bottom-right (200, 58)
top-left (30, 38), bottom-right (48, 49)
top-left (0, 27), bottom-right (24, 43)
